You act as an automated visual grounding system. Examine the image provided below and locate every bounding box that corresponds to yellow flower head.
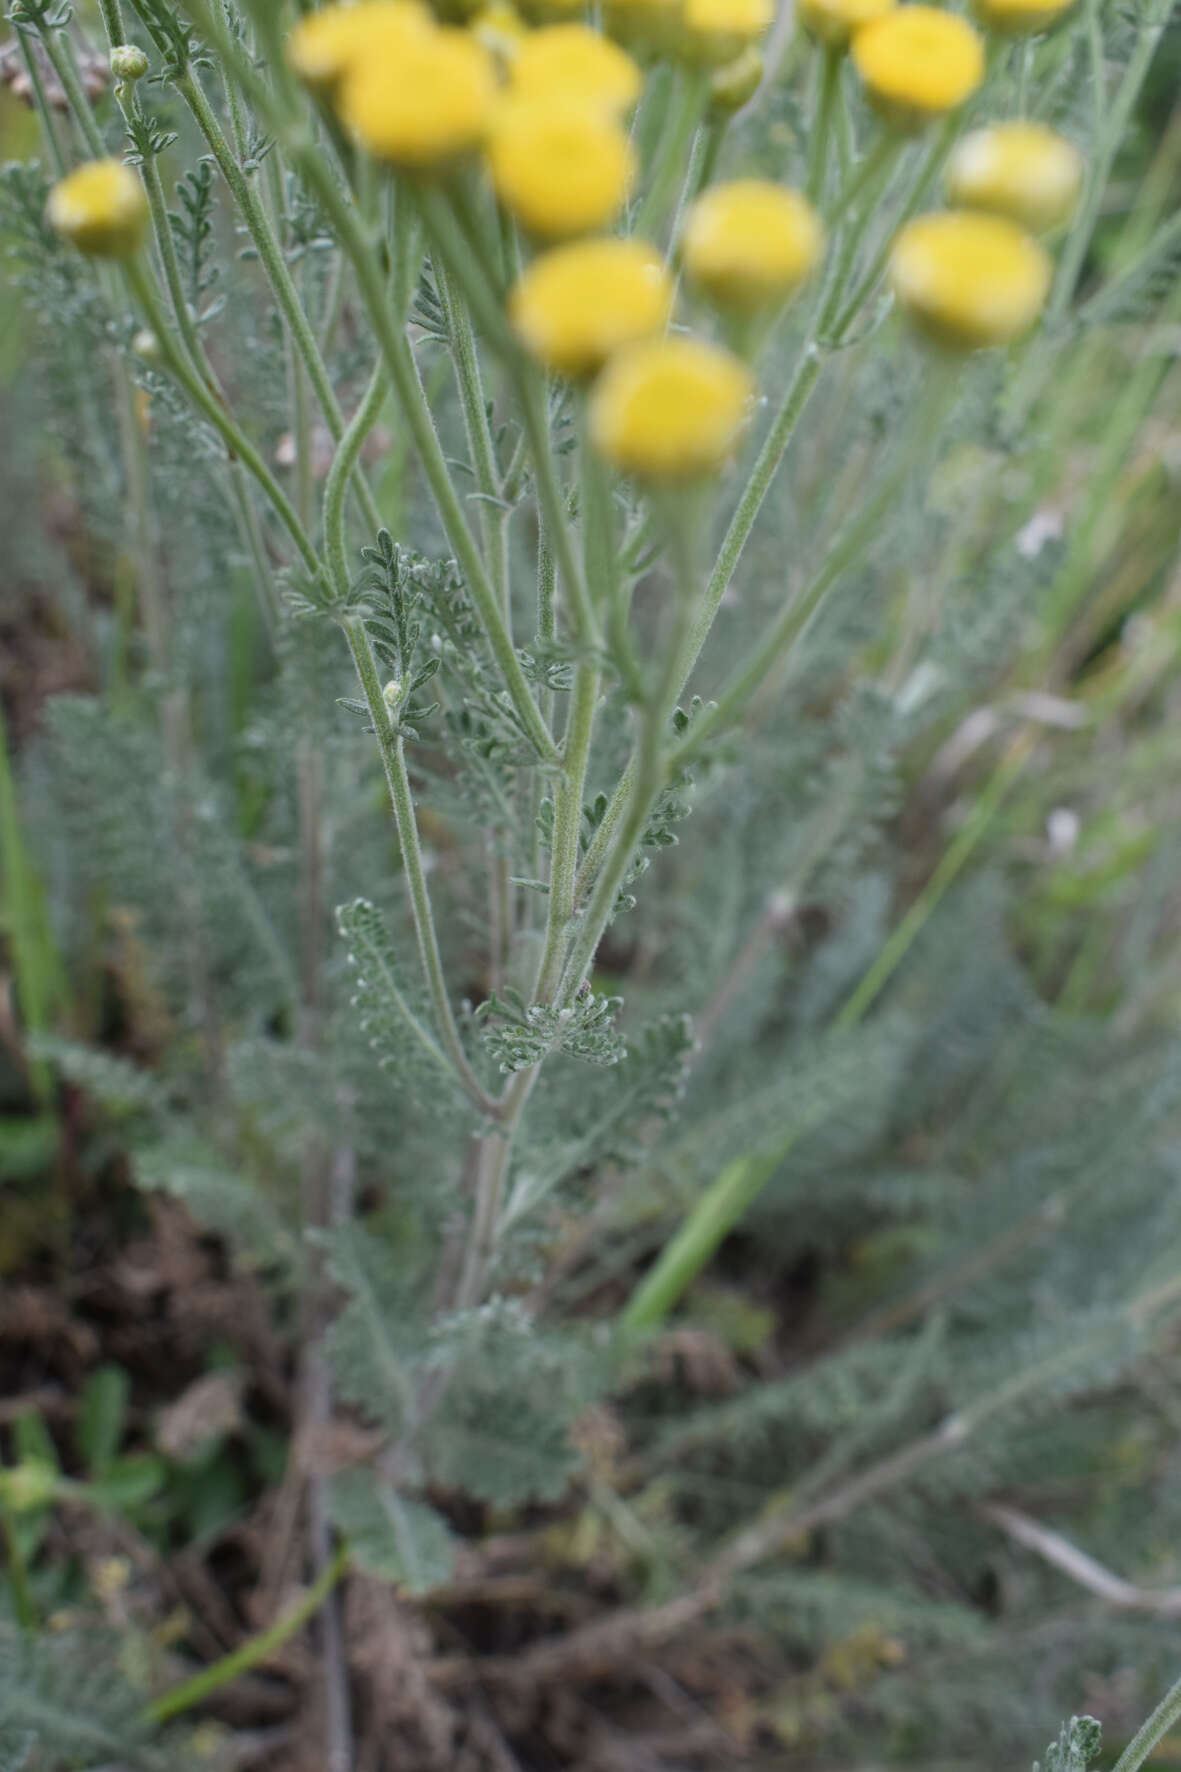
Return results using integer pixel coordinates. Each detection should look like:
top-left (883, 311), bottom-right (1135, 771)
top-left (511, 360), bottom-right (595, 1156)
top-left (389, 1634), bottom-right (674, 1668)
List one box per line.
top-left (682, 180), bottom-right (824, 311)
top-left (46, 159), bottom-right (148, 258)
top-left (708, 44), bottom-right (764, 112)
top-left (338, 24), bottom-right (497, 167)
top-left (287, 1), bottom-right (431, 89)
top-left (889, 209), bottom-right (1051, 347)
top-left (971, 0), bottom-right (1075, 32)
top-left (851, 6), bottom-right (984, 127)
top-left (590, 335), bottom-right (754, 479)
top-left (681, 0), bottom-right (772, 64)
top-left (507, 24), bottom-right (643, 115)
top-left (798, 0), bottom-right (895, 48)
top-left (486, 97), bottom-right (635, 236)
top-left (947, 121), bottom-right (1082, 232)
top-left (509, 237), bottom-right (674, 375)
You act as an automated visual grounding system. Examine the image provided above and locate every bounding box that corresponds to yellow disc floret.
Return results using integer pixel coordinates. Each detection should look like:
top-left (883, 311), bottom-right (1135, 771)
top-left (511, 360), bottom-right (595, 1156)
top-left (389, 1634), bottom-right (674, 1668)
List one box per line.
top-left (590, 335), bottom-right (754, 479)
top-left (287, 1), bottom-right (431, 89)
top-left (947, 122), bottom-right (1082, 232)
top-left (509, 237), bottom-right (674, 375)
top-left (46, 158), bottom-right (149, 258)
top-left (682, 180), bottom-right (824, 311)
top-left (681, 0), bottom-right (772, 64)
top-left (971, 0), bottom-right (1075, 32)
top-left (851, 6), bottom-right (984, 127)
top-left (798, 0), bottom-right (895, 48)
top-left (889, 209), bottom-right (1052, 347)
top-left (338, 24), bottom-right (497, 167)
top-left (486, 97), bottom-right (635, 236)
top-left (507, 24), bottom-right (643, 114)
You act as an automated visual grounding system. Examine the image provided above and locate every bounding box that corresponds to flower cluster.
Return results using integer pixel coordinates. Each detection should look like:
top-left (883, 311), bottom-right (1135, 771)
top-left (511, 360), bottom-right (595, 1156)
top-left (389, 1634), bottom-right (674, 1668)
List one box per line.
top-left (44, 0), bottom-right (1084, 478)
top-left (273, 0), bottom-right (1084, 476)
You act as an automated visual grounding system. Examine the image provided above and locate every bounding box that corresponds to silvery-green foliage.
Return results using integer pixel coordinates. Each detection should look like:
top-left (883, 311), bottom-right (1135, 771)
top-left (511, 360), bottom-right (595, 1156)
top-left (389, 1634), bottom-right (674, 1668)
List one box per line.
top-left (328, 1471), bottom-right (455, 1593)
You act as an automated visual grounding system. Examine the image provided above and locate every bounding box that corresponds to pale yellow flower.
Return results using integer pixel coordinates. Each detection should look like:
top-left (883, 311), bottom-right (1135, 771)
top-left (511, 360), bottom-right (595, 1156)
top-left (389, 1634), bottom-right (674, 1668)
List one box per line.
top-left (486, 97), bottom-right (635, 236)
top-left (287, 1), bottom-right (431, 89)
top-left (851, 6), bottom-right (984, 127)
top-left (798, 0), bottom-right (895, 48)
top-left (46, 159), bottom-right (148, 258)
top-left (682, 0), bottom-right (772, 64)
top-left (509, 237), bottom-right (674, 375)
top-left (889, 209), bottom-right (1052, 347)
top-left (947, 122), bottom-right (1082, 232)
top-left (338, 25), bottom-right (497, 167)
top-left (590, 335), bottom-right (754, 478)
top-left (682, 180), bottom-right (824, 311)
top-left (972, 0), bottom-right (1076, 32)
top-left (507, 24), bottom-right (643, 114)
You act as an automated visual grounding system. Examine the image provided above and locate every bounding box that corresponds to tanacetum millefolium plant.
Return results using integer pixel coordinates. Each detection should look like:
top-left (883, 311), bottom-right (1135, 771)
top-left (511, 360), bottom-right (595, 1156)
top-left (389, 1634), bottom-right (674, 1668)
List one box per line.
top-left (1, 0), bottom-right (1180, 1759)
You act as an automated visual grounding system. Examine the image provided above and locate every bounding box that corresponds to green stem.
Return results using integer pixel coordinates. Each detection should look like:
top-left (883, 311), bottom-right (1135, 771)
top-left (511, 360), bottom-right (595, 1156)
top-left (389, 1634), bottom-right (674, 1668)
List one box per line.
top-left (827, 117), bottom-right (958, 343)
top-left (300, 167), bottom-right (558, 762)
top-left (416, 187), bottom-right (599, 651)
top-left (634, 68), bottom-right (708, 240)
top-left (1049, 0), bottom-right (1172, 325)
top-left (557, 535), bottom-right (697, 1006)
top-left (97, 0), bottom-right (124, 40)
top-left (437, 258), bottom-right (507, 615)
top-left (173, 69), bottom-right (383, 536)
top-left (15, 32), bottom-right (68, 175)
top-left (1111, 1673), bottom-right (1181, 1772)
top-left (324, 355), bottom-right (387, 599)
top-left (673, 365), bottom-right (959, 768)
top-left (173, 0), bottom-right (553, 751)
top-left (134, 122), bottom-right (211, 379)
top-left (806, 46), bottom-right (841, 205)
top-left (340, 613), bottom-right (500, 1118)
top-left (34, 21), bottom-right (106, 157)
top-left (834, 733), bottom-right (1033, 1030)
top-left (534, 664), bottom-right (600, 1004)
top-left (145, 1546), bottom-right (350, 1725)
top-left (124, 257), bottom-right (321, 575)
top-left (1, 1509), bottom-right (36, 1633)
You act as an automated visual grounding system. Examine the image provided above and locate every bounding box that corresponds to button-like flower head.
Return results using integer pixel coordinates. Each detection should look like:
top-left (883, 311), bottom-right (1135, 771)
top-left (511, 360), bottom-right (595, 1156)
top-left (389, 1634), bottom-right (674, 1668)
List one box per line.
top-left (47, 159), bottom-right (149, 258)
top-left (486, 97), bottom-right (635, 236)
top-left (947, 122), bottom-right (1082, 232)
top-left (852, 6), bottom-right (984, 128)
top-left (682, 180), bottom-right (824, 312)
top-left (338, 23), bottom-right (497, 167)
top-left (509, 236), bottom-right (674, 376)
top-left (889, 209), bottom-right (1052, 347)
top-left (507, 24), bottom-right (643, 115)
top-left (590, 335), bottom-right (754, 479)
top-left (287, 1), bottom-right (432, 90)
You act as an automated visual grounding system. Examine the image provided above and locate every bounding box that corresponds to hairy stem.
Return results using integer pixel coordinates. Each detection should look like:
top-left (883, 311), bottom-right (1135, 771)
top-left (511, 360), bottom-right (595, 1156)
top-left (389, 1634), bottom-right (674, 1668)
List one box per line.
top-left (341, 614), bottom-right (500, 1117)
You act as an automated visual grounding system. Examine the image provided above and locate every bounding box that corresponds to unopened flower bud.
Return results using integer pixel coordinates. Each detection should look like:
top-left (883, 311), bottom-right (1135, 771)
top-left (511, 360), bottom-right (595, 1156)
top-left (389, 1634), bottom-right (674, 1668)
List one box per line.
top-left (709, 45), bottom-right (764, 113)
top-left (110, 43), bottom-right (149, 82)
top-left (47, 159), bottom-right (149, 258)
top-left (133, 327), bottom-right (160, 361)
